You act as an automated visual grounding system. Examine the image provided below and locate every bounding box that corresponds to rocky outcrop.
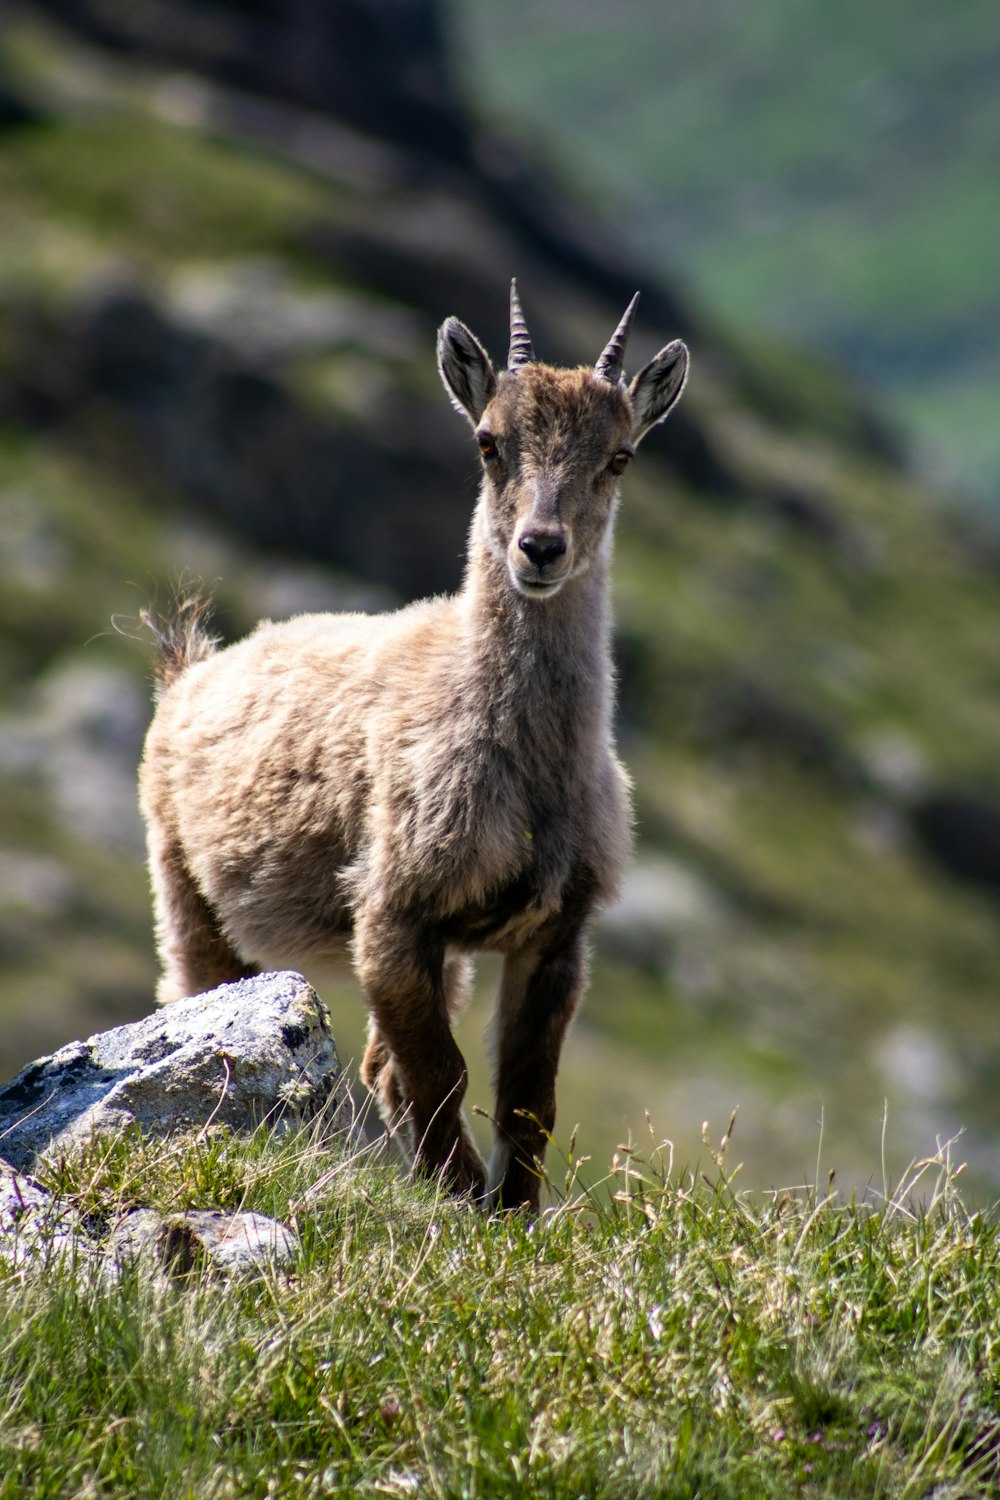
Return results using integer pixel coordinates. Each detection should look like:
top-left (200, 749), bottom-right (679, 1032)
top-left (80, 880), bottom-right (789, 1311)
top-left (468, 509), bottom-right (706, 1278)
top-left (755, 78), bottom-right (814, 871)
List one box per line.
top-left (5, 284), bottom-right (471, 599)
top-left (0, 971), bottom-right (347, 1172)
top-left (36, 0), bottom-right (470, 166)
top-left (0, 971), bottom-right (348, 1273)
top-left (27, 0), bottom-right (696, 336)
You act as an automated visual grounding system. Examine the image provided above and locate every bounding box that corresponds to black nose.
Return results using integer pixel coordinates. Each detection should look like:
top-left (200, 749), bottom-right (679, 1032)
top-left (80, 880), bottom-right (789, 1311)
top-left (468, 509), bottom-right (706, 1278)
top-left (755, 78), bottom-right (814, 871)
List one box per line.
top-left (518, 532), bottom-right (567, 569)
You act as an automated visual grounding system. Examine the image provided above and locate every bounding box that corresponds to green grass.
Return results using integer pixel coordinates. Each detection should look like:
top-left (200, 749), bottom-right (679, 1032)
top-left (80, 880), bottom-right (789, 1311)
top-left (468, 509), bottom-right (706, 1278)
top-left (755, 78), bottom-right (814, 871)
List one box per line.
top-left (0, 103), bottom-right (333, 289)
top-left (3, 1124), bottom-right (999, 1497)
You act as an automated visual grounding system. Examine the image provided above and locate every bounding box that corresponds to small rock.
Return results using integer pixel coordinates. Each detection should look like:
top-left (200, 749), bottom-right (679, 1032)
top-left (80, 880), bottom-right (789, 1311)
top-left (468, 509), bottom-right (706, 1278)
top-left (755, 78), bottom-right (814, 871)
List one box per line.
top-left (875, 1023), bottom-right (963, 1105)
top-left (109, 1206), bottom-right (299, 1275)
top-left (858, 729), bottom-right (929, 801)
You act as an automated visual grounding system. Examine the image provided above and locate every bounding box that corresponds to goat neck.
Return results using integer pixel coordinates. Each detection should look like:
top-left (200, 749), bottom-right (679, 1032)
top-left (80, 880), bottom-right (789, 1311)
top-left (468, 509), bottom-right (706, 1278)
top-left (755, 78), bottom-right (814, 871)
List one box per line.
top-left (457, 501), bottom-right (615, 758)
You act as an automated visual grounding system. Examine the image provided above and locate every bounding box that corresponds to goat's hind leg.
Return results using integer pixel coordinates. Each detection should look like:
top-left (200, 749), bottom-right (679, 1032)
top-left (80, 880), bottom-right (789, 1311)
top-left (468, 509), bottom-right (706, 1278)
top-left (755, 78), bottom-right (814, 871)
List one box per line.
top-left (147, 828), bottom-right (258, 1004)
top-left (360, 1023), bottom-right (410, 1149)
top-left (354, 913), bottom-right (485, 1199)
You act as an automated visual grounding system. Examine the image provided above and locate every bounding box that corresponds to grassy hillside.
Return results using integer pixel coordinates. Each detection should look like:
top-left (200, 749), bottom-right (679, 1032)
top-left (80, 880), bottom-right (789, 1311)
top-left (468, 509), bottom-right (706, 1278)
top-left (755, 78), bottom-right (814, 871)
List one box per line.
top-left (3, 1125), bottom-right (998, 1497)
top-left (2, 10), bottom-right (1000, 1202)
top-left (457, 0), bottom-right (1000, 505)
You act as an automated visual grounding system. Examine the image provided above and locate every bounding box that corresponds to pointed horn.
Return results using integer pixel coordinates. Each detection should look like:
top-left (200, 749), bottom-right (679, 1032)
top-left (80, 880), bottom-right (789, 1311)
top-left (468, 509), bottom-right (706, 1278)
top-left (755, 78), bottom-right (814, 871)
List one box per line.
top-left (508, 278), bottom-right (535, 369)
top-left (594, 292), bottom-right (641, 385)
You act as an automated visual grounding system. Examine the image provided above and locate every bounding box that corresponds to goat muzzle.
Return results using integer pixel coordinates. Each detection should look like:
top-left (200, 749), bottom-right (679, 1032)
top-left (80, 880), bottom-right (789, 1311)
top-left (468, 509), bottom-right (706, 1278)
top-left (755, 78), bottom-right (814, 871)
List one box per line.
top-left (510, 528), bottom-right (570, 595)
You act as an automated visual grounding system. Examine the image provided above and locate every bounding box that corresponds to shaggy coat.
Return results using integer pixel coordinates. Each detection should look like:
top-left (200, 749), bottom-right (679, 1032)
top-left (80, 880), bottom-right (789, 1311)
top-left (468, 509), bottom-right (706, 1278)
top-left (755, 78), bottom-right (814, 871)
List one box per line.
top-left (139, 287), bottom-right (688, 1210)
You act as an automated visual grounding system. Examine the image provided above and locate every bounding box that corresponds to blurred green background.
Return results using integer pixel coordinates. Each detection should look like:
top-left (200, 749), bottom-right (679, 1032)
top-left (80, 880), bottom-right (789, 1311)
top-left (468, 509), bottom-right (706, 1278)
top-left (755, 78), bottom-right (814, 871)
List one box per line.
top-left (2, 0), bottom-right (999, 1199)
top-left (461, 0), bottom-right (1000, 507)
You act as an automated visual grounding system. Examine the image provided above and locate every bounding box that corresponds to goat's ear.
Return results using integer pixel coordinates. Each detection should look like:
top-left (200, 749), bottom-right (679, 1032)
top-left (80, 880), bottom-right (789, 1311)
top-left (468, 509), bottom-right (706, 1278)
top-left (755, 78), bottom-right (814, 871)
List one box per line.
top-left (628, 340), bottom-right (689, 445)
top-left (437, 318), bottom-right (497, 425)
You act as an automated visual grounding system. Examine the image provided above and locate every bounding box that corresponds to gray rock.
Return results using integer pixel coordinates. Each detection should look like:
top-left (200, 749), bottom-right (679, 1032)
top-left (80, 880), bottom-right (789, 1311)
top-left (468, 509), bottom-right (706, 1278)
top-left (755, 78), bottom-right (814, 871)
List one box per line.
top-left (0, 971), bottom-right (346, 1170)
top-left (108, 1206), bottom-right (299, 1276)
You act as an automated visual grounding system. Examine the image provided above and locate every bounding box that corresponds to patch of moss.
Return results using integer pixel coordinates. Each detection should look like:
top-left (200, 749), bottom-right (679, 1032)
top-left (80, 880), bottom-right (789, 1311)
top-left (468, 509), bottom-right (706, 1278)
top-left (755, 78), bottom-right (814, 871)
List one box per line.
top-left (0, 113), bottom-right (335, 281)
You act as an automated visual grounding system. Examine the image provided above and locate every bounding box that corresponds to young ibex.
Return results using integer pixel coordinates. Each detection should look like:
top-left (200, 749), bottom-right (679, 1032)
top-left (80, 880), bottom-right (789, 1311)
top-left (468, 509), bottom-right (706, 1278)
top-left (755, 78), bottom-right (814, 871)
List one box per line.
top-left (139, 284), bottom-right (688, 1211)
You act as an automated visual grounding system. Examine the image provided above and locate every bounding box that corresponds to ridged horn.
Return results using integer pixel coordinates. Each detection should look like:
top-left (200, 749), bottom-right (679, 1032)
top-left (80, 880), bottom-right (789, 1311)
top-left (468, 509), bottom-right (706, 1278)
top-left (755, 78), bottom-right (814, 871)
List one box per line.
top-left (594, 292), bottom-right (641, 385)
top-left (508, 279), bottom-right (535, 369)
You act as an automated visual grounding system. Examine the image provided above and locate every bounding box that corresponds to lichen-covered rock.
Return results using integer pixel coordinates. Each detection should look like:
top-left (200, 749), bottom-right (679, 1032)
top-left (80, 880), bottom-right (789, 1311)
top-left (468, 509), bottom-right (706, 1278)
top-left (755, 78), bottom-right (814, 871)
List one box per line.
top-left (0, 971), bottom-right (346, 1171)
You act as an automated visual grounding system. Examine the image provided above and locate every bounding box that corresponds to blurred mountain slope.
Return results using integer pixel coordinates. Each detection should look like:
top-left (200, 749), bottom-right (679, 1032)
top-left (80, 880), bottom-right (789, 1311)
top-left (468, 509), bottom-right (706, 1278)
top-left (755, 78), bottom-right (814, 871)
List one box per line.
top-left (2, 2), bottom-right (1000, 1192)
top-left (459, 0), bottom-right (1000, 506)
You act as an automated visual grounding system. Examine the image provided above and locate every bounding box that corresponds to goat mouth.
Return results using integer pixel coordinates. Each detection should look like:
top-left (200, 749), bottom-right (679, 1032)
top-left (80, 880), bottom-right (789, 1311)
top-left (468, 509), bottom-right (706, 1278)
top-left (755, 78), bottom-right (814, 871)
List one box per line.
top-left (512, 571), bottom-right (569, 597)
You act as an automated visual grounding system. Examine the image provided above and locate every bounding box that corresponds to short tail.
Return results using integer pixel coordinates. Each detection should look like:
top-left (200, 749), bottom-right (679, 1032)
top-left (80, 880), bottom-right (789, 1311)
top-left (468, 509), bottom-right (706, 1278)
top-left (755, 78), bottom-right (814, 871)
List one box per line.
top-left (140, 590), bottom-right (220, 697)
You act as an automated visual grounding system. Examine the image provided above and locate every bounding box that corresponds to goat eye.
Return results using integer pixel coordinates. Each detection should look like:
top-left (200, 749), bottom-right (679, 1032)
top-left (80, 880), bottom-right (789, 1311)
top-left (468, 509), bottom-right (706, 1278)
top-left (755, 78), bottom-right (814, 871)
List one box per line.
top-left (608, 450), bottom-right (632, 476)
top-left (478, 433), bottom-right (498, 460)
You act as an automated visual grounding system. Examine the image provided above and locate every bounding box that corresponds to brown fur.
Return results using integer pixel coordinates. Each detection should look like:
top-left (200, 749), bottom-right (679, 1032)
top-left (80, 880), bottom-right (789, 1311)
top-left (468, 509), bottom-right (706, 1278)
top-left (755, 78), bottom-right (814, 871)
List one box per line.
top-left (139, 300), bottom-right (688, 1211)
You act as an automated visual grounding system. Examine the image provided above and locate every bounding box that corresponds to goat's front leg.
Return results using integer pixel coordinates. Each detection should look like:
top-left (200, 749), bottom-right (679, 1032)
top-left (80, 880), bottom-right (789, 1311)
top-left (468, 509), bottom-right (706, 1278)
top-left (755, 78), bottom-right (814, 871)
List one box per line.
top-left (354, 909), bottom-right (486, 1200)
top-left (489, 925), bottom-right (588, 1213)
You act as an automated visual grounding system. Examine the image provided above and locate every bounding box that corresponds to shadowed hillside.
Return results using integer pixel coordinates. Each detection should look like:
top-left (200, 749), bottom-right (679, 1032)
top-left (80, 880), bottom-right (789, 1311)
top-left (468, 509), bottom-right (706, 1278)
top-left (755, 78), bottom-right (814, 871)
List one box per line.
top-left (2, 0), bottom-right (1000, 1196)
